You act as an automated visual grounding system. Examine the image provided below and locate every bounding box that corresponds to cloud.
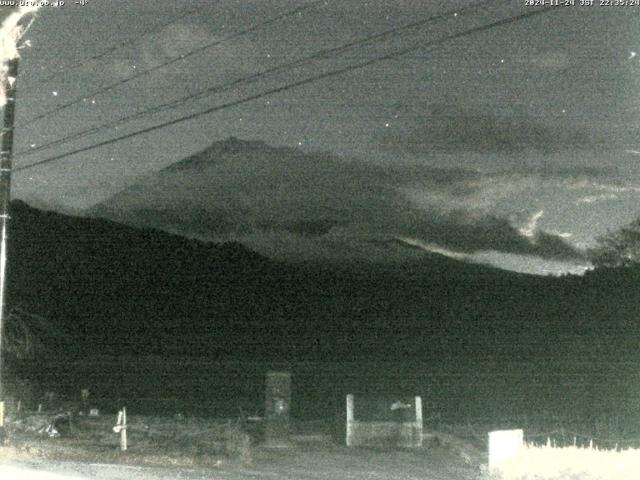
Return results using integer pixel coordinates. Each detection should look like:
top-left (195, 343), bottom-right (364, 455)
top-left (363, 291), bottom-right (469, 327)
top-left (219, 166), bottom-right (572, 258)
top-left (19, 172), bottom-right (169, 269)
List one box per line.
top-left (95, 138), bottom-right (592, 273)
top-left (389, 210), bottom-right (584, 262)
top-left (392, 236), bottom-right (591, 276)
top-left (397, 169), bottom-right (612, 220)
top-left (519, 210), bottom-right (544, 238)
top-left (140, 22), bottom-right (215, 68)
top-left (590, 182), bottom-right (640, 193)
top-left (576, 194), bottom-right (618, 205)
top-left (527, 50), bottom-right (571, 69)
top-left (399, 174), bottom-right (534, 213)
top-left (379, 104), bottom-right (607, 155)
top-left (242, 210), bottom-right (585, 265)
top-left (227, 177), bottom-right (585, 263)
top-left (129, 21), bottom-right (260, 90)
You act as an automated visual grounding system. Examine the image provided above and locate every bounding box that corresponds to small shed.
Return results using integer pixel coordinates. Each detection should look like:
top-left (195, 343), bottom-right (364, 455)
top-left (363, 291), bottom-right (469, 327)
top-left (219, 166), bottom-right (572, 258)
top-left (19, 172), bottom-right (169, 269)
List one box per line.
top-left (346, 394), bottom-right (423, 447)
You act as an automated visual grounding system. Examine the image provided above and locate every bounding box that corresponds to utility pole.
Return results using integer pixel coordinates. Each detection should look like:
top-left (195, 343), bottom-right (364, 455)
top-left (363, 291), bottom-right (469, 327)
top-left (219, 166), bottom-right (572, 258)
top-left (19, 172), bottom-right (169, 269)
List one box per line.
top-left (0, 57), bottom-right (18, 442)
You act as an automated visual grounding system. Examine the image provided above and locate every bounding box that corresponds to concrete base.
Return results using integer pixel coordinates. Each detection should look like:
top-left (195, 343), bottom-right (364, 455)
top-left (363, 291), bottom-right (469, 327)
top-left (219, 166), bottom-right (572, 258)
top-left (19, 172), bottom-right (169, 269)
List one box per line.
top-left (347, 420), bottom-right (422, 447)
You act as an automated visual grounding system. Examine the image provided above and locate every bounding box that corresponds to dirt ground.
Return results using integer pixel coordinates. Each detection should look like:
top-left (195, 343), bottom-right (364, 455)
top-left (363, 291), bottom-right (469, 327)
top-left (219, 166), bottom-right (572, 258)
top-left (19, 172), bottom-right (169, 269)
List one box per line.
top-left (1, 441), bottom-right (487, 480)
top-left (248, 440), bottom-right (486, 480)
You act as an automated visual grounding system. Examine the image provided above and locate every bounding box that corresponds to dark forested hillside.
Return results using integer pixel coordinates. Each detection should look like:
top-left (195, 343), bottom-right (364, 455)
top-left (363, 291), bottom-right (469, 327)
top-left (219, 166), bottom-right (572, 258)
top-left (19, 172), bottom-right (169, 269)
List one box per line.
top-left (6, 200), bottom-right (640, 423)
top-left (6, 200), bottom-right (638, 366)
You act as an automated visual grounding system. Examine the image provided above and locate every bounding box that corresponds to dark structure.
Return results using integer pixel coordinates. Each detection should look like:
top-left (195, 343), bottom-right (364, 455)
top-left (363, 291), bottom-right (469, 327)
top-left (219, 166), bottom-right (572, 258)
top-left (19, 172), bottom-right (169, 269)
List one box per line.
top-left (264, 371), bottom-right (291, 447)
top-left (346, 394), bottom-right (423, 447)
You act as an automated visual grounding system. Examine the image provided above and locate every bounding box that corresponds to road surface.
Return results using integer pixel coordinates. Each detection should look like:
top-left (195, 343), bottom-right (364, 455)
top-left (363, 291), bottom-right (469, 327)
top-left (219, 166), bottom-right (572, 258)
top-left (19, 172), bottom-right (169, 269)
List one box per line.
top-left (2, 461), bottom-right (250, 480)
top-left (0, 442), bottom-right (484, 480)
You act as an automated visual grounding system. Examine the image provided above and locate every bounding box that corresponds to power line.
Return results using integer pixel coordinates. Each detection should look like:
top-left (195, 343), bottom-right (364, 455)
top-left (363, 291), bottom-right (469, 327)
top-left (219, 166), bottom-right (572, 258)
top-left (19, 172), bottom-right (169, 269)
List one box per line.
top-left (18, 0), bottom-right (326, 129)
top-left (15, 6), bottom-right (556, 174)
top-left (151, 0), bottom-right (503, 106)
top-left (17, 5), bottom-right (555, 172)
top-left (32, 5), bottom-right (201, 87)
top-left (16, 0), bottom-right (502, 158)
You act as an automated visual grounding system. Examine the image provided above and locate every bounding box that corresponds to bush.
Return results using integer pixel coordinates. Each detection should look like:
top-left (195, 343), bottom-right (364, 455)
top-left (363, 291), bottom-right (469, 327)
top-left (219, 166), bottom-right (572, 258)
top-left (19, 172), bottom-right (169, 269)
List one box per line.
top-left (223, 421), bottom-right (252, 465)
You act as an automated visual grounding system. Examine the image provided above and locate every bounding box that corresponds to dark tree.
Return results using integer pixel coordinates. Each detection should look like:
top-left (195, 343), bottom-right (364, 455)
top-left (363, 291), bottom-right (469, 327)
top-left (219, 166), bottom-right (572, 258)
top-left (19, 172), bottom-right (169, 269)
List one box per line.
top-left (589, 218), bottom-right (640, 268)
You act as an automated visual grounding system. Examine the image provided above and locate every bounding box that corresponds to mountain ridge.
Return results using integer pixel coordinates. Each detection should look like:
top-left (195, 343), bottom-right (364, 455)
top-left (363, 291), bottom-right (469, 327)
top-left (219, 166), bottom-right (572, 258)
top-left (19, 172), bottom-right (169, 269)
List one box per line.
top-left (85, 137), bottom-right (587, 274)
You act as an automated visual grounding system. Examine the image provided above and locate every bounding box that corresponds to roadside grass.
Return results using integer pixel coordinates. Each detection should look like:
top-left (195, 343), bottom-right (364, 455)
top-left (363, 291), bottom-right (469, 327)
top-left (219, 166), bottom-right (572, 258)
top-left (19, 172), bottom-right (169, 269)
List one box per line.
top-left (1, 413), bottom-right (251, 468)
top-left (0, 414), bottom-right (488, 478)
top-left (6, 413), bottom-right (637, 479)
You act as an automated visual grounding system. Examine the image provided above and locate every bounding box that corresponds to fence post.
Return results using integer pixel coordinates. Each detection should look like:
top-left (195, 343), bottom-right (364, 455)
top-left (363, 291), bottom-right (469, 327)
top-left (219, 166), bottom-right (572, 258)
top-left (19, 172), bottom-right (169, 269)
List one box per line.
top-left (121, 407), bottom-right (127, 451)
top-left (0, 400), bottom-right (4, 444)
top-left (414, 396), bottom-right (423, 447)
top-left (346, 394), bottom-right (354, 447)
top-left (113, 407), bottom-right (127, 451)
top-left (265, 371), bottom-right (291, 448)
top-left (80, 388), bottom-right (89, 414)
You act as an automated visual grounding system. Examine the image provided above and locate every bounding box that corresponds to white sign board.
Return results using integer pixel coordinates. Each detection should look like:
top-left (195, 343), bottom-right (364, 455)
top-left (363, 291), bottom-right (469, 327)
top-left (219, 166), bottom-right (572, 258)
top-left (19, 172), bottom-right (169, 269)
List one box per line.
top-left (489, 429), bottom-right (524, 471)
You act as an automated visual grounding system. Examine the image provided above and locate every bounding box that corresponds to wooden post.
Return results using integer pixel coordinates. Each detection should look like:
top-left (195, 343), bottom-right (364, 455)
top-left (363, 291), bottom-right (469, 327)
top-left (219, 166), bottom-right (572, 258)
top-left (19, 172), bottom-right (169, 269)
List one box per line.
top-left (114, 407), bottom-right (127, 451)
top-left (80, 388), bottom-right (89, 414)
top-left (120, 407), bottom-right (127, 451)
top-left (0, 400), bottom-right (4, 445)
top-left (345, 394), bottom-right (354, 447)
top-left (265, 372), bottom-right (291, 447)
top-left (0, 58), bottom-right (18, 442)
top-left (414, 395), bottom-right (423, 447)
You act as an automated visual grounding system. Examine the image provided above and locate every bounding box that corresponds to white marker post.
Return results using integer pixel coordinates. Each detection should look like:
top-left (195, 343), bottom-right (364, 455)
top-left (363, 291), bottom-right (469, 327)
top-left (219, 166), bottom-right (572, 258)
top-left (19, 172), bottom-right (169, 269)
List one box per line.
top-left (488, 429), bottom-right (523, 472)
top-left (346, 394), bottom-right (354, 447)
top-left (414, 396), bottom-right (423, 447)
top-left (113, 407), bottom-right (127, 451)
top-left (121, 407), bottom-right (127, 451)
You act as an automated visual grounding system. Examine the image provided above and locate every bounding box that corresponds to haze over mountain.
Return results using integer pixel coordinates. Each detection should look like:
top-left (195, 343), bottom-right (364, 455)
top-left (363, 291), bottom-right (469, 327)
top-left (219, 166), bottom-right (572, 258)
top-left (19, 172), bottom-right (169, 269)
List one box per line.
top-left (87, 138), bottom-right (589, 276)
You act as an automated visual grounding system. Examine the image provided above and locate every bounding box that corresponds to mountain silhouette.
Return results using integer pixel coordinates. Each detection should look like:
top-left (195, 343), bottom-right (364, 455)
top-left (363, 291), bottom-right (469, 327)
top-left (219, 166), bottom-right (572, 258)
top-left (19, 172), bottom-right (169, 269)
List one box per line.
top-left (86, 137), bottom-right (585, 272)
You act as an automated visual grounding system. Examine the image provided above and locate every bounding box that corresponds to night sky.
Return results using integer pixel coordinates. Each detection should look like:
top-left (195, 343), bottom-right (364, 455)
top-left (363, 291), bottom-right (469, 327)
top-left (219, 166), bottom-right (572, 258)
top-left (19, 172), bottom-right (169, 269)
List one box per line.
top-left (7, 1), bottom-right (640, 274)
